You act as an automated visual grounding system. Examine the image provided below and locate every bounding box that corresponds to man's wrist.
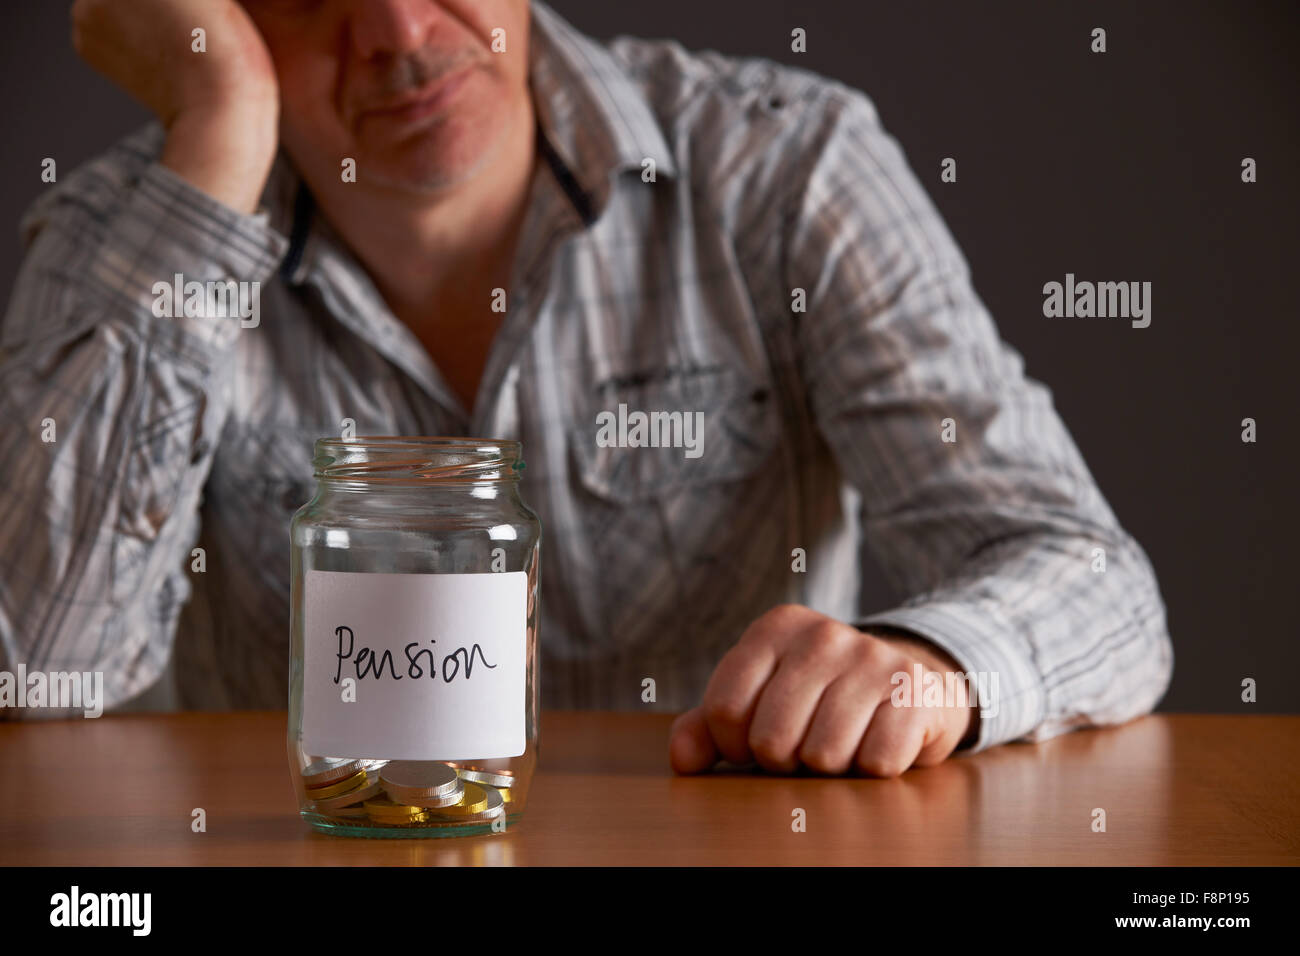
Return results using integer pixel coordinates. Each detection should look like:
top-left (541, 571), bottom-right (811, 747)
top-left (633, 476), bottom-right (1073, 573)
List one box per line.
top-left (161, 102), bottom-right (278, 215)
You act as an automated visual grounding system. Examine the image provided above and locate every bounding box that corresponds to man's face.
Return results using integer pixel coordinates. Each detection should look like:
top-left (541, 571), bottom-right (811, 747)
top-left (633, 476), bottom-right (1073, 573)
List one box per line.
top-left (242, 0), bottom-right (531, 195)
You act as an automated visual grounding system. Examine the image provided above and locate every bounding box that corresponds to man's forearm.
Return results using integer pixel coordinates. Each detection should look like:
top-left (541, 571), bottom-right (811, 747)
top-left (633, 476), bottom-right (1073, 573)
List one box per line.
top-left (161, 103), bottom-right (278, 215)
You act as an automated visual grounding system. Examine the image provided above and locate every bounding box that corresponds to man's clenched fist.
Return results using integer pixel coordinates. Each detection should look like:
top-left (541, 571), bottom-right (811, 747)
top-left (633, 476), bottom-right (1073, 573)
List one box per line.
top-left (669, 605), bottom-right (977, 777)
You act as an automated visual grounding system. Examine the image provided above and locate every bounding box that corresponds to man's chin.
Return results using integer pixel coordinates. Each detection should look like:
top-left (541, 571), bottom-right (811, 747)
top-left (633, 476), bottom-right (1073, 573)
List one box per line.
top-left (361, 163), bottom-right (471, 195)
top-left (356, 132), bottom-right (503, 197)
top-left (353, 112), bottom-right (504, 195)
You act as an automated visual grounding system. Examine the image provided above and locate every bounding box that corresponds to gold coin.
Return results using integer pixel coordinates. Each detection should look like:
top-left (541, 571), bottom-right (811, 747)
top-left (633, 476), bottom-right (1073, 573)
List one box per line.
top-left (305, 769), bottom-right (367, 799)
top-left (425, 782), bottom-right (490, 817)
top-left (364, 797), bottom-right (432, 823)
top-left (367, 810), bottom-right (431, 824)
top-left (326, 805), bottom-right (369, 819)
top-left (313, 773), bottom-right (383, 810)
top-left (368, 811), bottom-right (430, 824)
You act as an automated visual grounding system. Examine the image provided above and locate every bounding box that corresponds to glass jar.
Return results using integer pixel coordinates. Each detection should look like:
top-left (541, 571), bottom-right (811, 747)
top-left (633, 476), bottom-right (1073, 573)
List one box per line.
top-left (287, 437), bottom-right (540, 838)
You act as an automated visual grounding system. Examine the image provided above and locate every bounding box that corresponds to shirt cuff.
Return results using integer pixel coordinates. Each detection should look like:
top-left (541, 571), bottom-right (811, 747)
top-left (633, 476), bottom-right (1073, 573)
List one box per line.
top-left (855, 601), bottom-right (1047, 754)
top-left (85, 161), bottom-right (289, 362)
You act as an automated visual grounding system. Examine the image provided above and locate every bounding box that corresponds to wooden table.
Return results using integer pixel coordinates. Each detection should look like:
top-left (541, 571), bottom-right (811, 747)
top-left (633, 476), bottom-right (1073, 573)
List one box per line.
top-left (0, 712), bottom-right (1296, 865)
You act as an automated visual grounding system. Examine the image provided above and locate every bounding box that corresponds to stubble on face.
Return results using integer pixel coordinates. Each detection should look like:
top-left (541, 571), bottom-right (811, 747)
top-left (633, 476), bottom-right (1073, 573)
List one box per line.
top-left (338, 39), bottom-right (514, 195)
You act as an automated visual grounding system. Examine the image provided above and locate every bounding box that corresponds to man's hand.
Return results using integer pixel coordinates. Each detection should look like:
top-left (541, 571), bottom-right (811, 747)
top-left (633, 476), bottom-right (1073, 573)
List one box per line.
top-left (669, 605), bottom-right (977, 777)
top-left (72, 0), bottom-right (280, 213)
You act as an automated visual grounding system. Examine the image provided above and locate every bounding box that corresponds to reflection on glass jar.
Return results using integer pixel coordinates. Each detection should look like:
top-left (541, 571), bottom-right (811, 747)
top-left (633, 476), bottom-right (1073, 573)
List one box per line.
top-left (287, 437), bottom-right (541, 838)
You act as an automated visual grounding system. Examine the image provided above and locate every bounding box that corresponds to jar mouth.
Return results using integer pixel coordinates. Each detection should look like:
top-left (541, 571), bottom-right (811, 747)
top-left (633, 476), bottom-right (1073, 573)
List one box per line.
top-left (313, 436), bottom-right (524, 483)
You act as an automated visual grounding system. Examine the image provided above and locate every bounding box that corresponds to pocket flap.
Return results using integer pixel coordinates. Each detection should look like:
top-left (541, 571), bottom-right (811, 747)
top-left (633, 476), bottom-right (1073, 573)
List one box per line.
top-left (567, 363), bottom-right (778, 502)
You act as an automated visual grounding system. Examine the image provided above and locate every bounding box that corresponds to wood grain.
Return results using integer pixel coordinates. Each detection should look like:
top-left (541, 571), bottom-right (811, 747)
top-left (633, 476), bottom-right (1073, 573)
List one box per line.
top-left (0, 711), bottom-right (1296, 865)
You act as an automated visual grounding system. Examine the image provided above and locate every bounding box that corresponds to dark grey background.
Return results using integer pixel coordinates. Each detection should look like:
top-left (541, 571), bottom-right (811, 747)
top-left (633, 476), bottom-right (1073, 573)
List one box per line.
top-left (2, 1), bottom-right (1297, 713)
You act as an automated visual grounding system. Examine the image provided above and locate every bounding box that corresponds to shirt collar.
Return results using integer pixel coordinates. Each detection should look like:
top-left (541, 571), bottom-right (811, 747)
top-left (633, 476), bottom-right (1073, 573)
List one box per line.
top-left (528, 0), bottom-right (678, 210)
top-left (269, 0), bottom-right (676, 285)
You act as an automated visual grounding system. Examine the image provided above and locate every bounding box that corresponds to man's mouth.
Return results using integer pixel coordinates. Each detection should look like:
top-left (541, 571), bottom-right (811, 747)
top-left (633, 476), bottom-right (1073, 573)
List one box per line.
top-left (358, 63), bottom-right (478, 132)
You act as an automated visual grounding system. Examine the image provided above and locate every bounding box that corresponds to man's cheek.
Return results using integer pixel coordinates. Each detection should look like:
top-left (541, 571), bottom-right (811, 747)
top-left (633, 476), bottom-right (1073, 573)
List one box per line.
top-left (442, 0), bottom-right (527, 46)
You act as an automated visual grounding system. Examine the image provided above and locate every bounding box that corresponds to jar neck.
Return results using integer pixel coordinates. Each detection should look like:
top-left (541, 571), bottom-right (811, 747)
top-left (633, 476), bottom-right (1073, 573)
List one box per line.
top-left (306, 437), bottom-right (527, 512)
top-left (313, 477), bottom-right (524, 504)
top-left (312, 437), bottom-right (523, 483)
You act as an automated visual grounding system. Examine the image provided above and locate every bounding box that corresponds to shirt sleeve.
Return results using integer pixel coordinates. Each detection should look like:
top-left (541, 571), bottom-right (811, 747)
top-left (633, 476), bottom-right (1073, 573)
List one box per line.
top-left (782, 86), bottom-right (1173, 753)
top-left (0, 138), bottom-right (288, 718)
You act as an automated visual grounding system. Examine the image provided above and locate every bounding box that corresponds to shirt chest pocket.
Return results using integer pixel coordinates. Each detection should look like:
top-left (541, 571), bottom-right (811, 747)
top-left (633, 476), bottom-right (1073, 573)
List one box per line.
top-left (206, 420), bottom-right (320, 566)
top-left (563, 364), bottom-right (788, 650)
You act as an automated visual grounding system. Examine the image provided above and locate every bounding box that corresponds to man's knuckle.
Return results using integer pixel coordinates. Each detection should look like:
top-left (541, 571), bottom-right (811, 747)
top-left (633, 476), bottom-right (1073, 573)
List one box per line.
top-left (857, 750), bottom-right (905, 778)
top-left (860, 636), bottom-right (900, 671)
top-left (702, 694), bottom-right (746, 729)
top-left (762, 603), bottom-right (812, 630)
top-left (798, 743), bottom-right (844, 774)
top-left (802, 620), bottom-right (855, 658)
top-left (848, 638), bottom-right (883, 673)
top-left (749, 730), bottom-right (788, 763)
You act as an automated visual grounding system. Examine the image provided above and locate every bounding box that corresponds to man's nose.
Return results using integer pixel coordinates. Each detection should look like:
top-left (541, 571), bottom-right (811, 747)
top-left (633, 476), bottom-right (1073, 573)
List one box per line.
top-left (348, 0), bottom-right (442, 60)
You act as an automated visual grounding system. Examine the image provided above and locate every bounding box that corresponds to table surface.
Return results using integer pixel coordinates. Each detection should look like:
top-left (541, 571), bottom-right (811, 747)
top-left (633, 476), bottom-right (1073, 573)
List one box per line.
top-left (1, 711), bottom-right (1296, 865)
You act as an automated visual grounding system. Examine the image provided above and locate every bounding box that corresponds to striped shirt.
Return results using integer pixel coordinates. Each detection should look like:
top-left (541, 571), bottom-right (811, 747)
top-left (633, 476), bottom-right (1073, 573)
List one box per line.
top-left (0, 0), bottom-right (1171, 751)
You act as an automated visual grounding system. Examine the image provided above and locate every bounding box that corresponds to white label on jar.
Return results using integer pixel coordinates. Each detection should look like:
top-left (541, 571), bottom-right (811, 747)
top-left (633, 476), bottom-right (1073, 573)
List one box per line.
top-left (302, 570), bottom-right (527, 760)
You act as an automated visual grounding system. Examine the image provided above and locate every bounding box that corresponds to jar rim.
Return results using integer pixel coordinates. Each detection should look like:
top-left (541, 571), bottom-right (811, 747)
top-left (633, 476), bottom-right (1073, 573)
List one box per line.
top-left (313, 435), bottom-right (524, 484)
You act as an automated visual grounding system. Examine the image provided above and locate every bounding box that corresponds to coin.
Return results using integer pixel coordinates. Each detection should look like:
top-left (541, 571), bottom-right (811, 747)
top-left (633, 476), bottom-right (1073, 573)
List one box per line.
top-left (477, 787), bottom-right (506, 818)
top-left (326, 805), bottom-right (369, 819)
top-left (428, 786), bottom-right (504, 823)
top-left (454, 768), bottom-right (515, 790)
top-left (425, 781), bottom-right (490, 817)
top-left (380, 761), bottom-right (461, 798)
top-left (305, 768), bottom-right (368, 799)
top-left (301, 757), bottom-right (364, 789)
top-left (363, 797), bottom-right (431, 823)
top-left (368, 811), bottom-right (430, 824)
top-left (312, 772), bottom-right (383, 810)
top-left (385, 778), bottom-right (466, 808)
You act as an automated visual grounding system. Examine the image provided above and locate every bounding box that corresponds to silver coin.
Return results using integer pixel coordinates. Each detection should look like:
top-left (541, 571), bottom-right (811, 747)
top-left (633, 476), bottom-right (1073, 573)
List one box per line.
top-left (301, 757), bottom-right (364, 789)
top-left (455, 768), bottom-right (515, 790)
top-left (312, 772), bottom-right (384, 810)
top-left (477, 787), bottom-right (506, 819)
top-left (357, 759), bottom-right (390, 774)
top-left (385, 777), bottom-right (466, 808)
top-left (380, 760), bottom-right (460, 797)
top-left (446, 786), bottom-right (505, 822)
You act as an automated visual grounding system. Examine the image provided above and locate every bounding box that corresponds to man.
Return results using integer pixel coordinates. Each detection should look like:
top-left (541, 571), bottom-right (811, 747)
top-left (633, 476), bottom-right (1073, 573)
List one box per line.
top-left (0, 0), bottom-right (1171, 778)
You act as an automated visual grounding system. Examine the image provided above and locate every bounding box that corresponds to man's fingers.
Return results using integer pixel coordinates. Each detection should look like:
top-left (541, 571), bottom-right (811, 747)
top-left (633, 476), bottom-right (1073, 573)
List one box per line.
top-left (854, 701), bottom-right (931, 778)
top-left (699, 643), bottom-right (778, 765)
top-left (746, 645), bottom-right (846, 774)
top-left (668, 706), bottom-right (719, 774)
top-left (797, 673), bottom-right (882, 775)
